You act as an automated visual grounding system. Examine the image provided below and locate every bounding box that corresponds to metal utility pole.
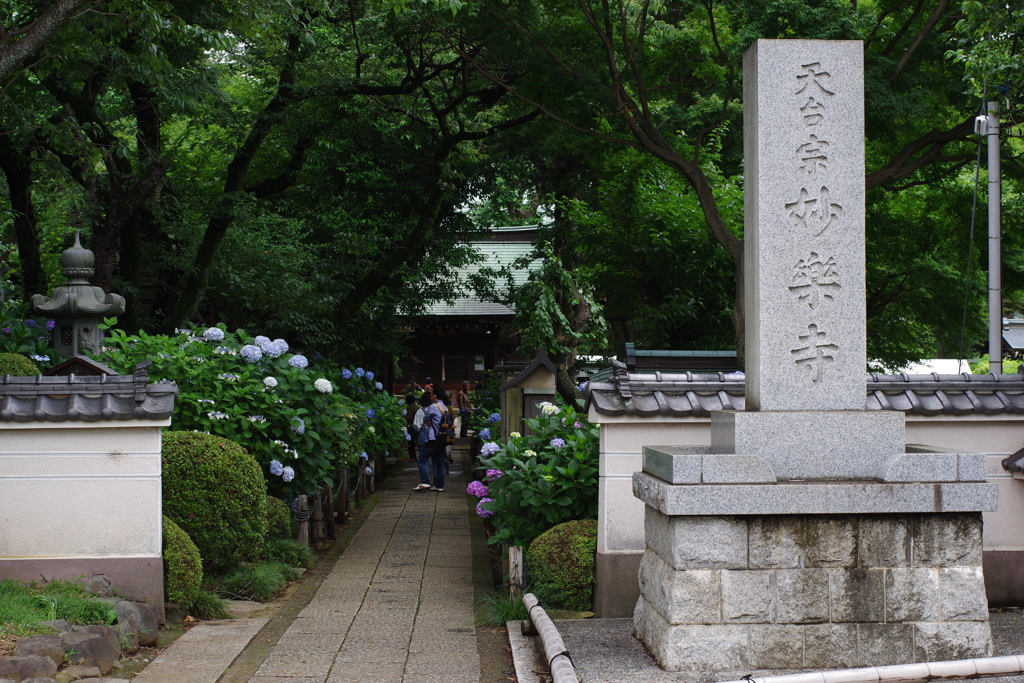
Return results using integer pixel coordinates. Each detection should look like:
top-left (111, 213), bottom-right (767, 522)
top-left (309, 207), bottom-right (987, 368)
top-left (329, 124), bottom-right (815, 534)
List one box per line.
top-left (976, 102), bottom-right (1002, 373)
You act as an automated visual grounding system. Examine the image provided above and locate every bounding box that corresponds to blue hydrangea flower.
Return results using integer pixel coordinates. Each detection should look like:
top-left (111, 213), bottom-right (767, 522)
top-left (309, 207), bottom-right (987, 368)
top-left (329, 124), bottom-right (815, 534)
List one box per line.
top-left (281, 466), bottom-right (295, 482)
top-left (263, 338), bottom-right (288, 357)
top-left (486, 413), bottom-right (501, 424)
top-left (405, 433), bottom-right (411, 441)
top-left (355, 368), bottom-right (365, 378)
top-left (291, 417), bottom-right (306, 435)
top-left (269, 460), bottom-right (284, 476)
top-left (240, 344), bottom-right (262, 362)
top-left (289, 354), bottom-right (308, 369)
top-left (551, 438), bottom-right (566, 448)
top-left (341, 368), bottom-right (352, 379)
top-left (577, 381), bottom-right (589, 392)
top-left (45, 319), bottom-right (56, 331)
top-left (374, 381), bottom-right (383, 391)
top-left (481, 442), bottom-right (499, 456)
top-left (479, 428), bottom-right (491, 441)
top-left (366, 371), bottom-right (375, 381)
top-left (24, 319), bottom-right (37, 328)
top-left (360, 451), bottom-right (368, 460)
top-left (366, 408), bottom-right (376, 420)
top-left (203, 327), bottom-right (225, 341)
top-left (30, 354), bottom-right (50, 362)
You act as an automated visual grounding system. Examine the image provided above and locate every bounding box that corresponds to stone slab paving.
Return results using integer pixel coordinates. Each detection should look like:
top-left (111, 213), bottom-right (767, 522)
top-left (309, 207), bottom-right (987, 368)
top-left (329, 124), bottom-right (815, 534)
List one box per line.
top-left (131, 617), bottom-right (269, 683)
top-left (250, 456), bottom-right (480, 683)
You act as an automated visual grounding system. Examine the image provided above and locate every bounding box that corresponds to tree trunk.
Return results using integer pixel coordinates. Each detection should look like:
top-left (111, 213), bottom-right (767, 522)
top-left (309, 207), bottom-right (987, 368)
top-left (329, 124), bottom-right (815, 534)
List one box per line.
top-left (0, 136), bottom-right (47, 296)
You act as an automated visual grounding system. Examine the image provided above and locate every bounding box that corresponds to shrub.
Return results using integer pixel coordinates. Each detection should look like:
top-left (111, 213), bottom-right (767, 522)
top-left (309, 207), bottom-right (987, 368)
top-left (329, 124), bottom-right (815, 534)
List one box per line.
top-left (163, 516), bottom-right (202, 606)
top-left (265, 496), bottom-right (292, 541)
top-left (162, 431), bottom-right (269, 573)
top-left (477, 401), bottom-right (599, 546)
top-left (0, 353), bottom-right (39, 376)
top-left (526, 520), bottom-right (598, 612)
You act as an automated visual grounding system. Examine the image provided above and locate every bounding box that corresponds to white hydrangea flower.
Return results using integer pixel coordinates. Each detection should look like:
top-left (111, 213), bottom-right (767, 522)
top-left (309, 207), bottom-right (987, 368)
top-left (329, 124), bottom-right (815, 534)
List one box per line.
top-left (539, 402), bottom-right (558, 416)
top-left (510, 431), bottom-right (521, 438)
top-left (264, 377), bottom-right (279, 389)
top-left (314, 378), bottom-right (333, 393)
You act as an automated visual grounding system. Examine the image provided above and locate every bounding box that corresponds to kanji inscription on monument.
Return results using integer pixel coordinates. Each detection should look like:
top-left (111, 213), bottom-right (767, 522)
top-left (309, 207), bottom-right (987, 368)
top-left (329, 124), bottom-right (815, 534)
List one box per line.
top-left (743, 40), bottom-right (865, 411)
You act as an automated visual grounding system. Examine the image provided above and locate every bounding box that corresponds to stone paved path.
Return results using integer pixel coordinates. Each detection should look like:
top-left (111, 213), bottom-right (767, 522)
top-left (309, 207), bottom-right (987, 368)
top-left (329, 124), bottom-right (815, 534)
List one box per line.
top-left (249, 454), bottom-right (480, 683)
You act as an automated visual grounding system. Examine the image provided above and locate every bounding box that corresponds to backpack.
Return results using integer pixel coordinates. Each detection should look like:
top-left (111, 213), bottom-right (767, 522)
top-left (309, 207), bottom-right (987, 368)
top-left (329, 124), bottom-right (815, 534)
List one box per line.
top-left (436, 401), bottom-right (456, 445)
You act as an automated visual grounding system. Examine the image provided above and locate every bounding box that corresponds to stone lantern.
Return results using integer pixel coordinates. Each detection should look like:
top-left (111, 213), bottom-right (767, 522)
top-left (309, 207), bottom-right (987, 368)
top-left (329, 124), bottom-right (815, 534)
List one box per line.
top-left (30, 232), bottom-right (126, 358)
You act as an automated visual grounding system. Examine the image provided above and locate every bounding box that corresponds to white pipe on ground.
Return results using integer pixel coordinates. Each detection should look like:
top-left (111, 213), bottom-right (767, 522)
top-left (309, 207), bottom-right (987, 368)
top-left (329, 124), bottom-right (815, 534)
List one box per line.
top-left (717, 655), bottom-right (1024, 683)
top-left (522, 592), bottom-right (578, 683)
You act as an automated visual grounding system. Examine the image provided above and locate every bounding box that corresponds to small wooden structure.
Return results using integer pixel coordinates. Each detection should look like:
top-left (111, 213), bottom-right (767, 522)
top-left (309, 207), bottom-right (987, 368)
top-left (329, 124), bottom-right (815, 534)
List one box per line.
top-left (499, 348), bottom-right (558, 440)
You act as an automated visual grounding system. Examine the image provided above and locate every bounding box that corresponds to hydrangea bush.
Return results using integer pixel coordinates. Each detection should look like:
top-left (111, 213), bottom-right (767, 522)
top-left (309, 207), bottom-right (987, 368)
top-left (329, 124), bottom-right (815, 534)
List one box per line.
top-left (0, 299), bottom-right (57, 370)
top-left (101, 325), bottom-right (403, 495)
top-left (476, 401), bottom-right (599, 546)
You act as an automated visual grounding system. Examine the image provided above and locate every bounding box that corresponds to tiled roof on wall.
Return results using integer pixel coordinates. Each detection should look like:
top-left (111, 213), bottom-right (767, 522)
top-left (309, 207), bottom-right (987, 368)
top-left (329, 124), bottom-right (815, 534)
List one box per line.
top-left (0, 361), bottom-right (177, 422)
top-left (584, 360), bottom-right (1024, 418)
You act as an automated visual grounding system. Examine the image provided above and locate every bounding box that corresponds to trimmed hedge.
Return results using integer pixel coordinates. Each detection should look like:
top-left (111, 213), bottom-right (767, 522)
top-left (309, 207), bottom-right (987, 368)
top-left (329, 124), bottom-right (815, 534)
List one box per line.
top-left (163, 515), bottom-right (202, 606)
top-left (266, 495), bottom-right (292, 540)
top-left (0, 353), bottom-right (39, 376)
top-left (526, 519), bottom-right (598, 612)
top-left (162, 432), bottom-right (268, 573)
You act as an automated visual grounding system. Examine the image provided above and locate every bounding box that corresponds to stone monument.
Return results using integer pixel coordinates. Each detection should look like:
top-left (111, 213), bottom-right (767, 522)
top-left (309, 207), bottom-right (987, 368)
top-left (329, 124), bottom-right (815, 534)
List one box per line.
top-left (632, 39), bottom-right (996, 671)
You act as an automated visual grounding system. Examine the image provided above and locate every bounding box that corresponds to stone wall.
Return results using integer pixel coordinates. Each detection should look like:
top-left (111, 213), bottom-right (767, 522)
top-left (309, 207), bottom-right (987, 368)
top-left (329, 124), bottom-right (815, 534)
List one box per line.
top-left (634, 508), bottom-right (992, 671)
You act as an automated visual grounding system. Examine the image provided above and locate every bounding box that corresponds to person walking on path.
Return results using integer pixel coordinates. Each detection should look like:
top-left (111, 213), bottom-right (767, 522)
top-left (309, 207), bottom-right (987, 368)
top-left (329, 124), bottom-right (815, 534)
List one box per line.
top-left (454, 380), bottom-right (473, 438)
top-left (414, 387), bottom-right (447, 491)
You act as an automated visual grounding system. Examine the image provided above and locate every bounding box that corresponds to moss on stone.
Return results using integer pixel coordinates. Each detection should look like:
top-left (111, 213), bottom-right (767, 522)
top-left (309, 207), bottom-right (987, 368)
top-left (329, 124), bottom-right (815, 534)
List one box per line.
top-left (526, 519), bottom-right (598, 612)
top-left (161, 431), bottom-right (268, 573)
top-left (0, 353), bottom-right (39, 376)
top-left (163, 515), bottom-right (202, 606)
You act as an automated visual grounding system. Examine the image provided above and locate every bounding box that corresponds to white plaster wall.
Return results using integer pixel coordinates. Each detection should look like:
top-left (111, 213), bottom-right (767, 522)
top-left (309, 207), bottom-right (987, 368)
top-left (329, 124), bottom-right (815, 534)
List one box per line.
top-left (591, 410), bottom-right (1024, 554)
top-left (0, 421), bottom-right (168, 559)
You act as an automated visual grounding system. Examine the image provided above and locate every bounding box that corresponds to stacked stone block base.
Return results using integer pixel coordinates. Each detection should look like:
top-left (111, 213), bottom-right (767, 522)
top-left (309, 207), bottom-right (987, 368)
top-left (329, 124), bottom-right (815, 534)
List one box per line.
top-left (634, 509), bottom-right (993, 671)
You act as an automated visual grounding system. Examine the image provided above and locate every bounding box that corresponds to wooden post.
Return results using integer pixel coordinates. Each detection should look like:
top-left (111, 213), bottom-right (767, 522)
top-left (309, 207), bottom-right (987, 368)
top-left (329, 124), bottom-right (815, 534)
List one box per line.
top-left (326, 484), bottom-right (336, 540)
top-left (296, 494), bottom-right (309, 548)
top-left (340, 469), bottom-right (350, 518)
top-left (509, 545), bottom-right (524, 597)
top-left (311, 489), bottom-right (323, 552)
top-left (354, 467), bottom-right (364, 508)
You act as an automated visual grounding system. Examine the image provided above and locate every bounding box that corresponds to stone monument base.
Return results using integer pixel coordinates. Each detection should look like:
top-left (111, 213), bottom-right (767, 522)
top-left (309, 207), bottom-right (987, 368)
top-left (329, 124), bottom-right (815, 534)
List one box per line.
top-left (633, 509), bottom-right (993, 671)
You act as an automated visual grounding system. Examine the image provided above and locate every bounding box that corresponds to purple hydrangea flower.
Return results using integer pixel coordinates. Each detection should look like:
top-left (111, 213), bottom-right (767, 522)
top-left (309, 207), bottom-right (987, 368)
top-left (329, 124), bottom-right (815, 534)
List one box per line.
top-left (478, 428), bottom-right (491, 441)
top-left (481, 442), bottom-right (499, 456)
top-left (574, 421), bottom-right (583, 429)
top-left (476, 498), bottom-right (495, 519)
top-left (486, 413), bottom-right (501, 424)
top-left (484, 469), bottom-right (503, 481)
top-left (341, 368), bottom-right (352, 379)
top-left (45, 320), bottom-right (56, 331)
top-left (281, 466), bottom-right (295, 482)
top-left (551, 438), bottom-right (566, 448)
top-left (466, 480), bottom-right (489, 498)
top-left (240, 344), bottom-right (262, 362)
top-left (1, 327), bottom-right (10, 334)
top-left (289, 354), bottom-right (308, 369)
top-left (269, 460), bottom-right (284, 476)
top-left (355, 367), bottom-right (365, 378)
top-left (291, 417), bottom-right (306, 435)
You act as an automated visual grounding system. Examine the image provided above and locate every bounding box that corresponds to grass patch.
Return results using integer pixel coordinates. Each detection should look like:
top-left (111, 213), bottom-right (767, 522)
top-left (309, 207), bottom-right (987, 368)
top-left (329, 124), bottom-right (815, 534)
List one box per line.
top-left (0, 579), bottom-right (117, 650)
top-left (264, 539), bottom-right (316, 568)
top-left (476, 589), bottom-right (530, 626)
top-left (213, 561), bottom-right (301, 601)
top-left (188, 590), bottom-right (232, 620)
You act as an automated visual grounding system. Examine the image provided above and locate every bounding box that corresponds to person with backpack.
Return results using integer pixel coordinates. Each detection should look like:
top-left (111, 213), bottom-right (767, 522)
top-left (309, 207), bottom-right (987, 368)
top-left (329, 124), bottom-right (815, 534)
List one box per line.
top-left (413, 386), bottom-right (451, 492)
